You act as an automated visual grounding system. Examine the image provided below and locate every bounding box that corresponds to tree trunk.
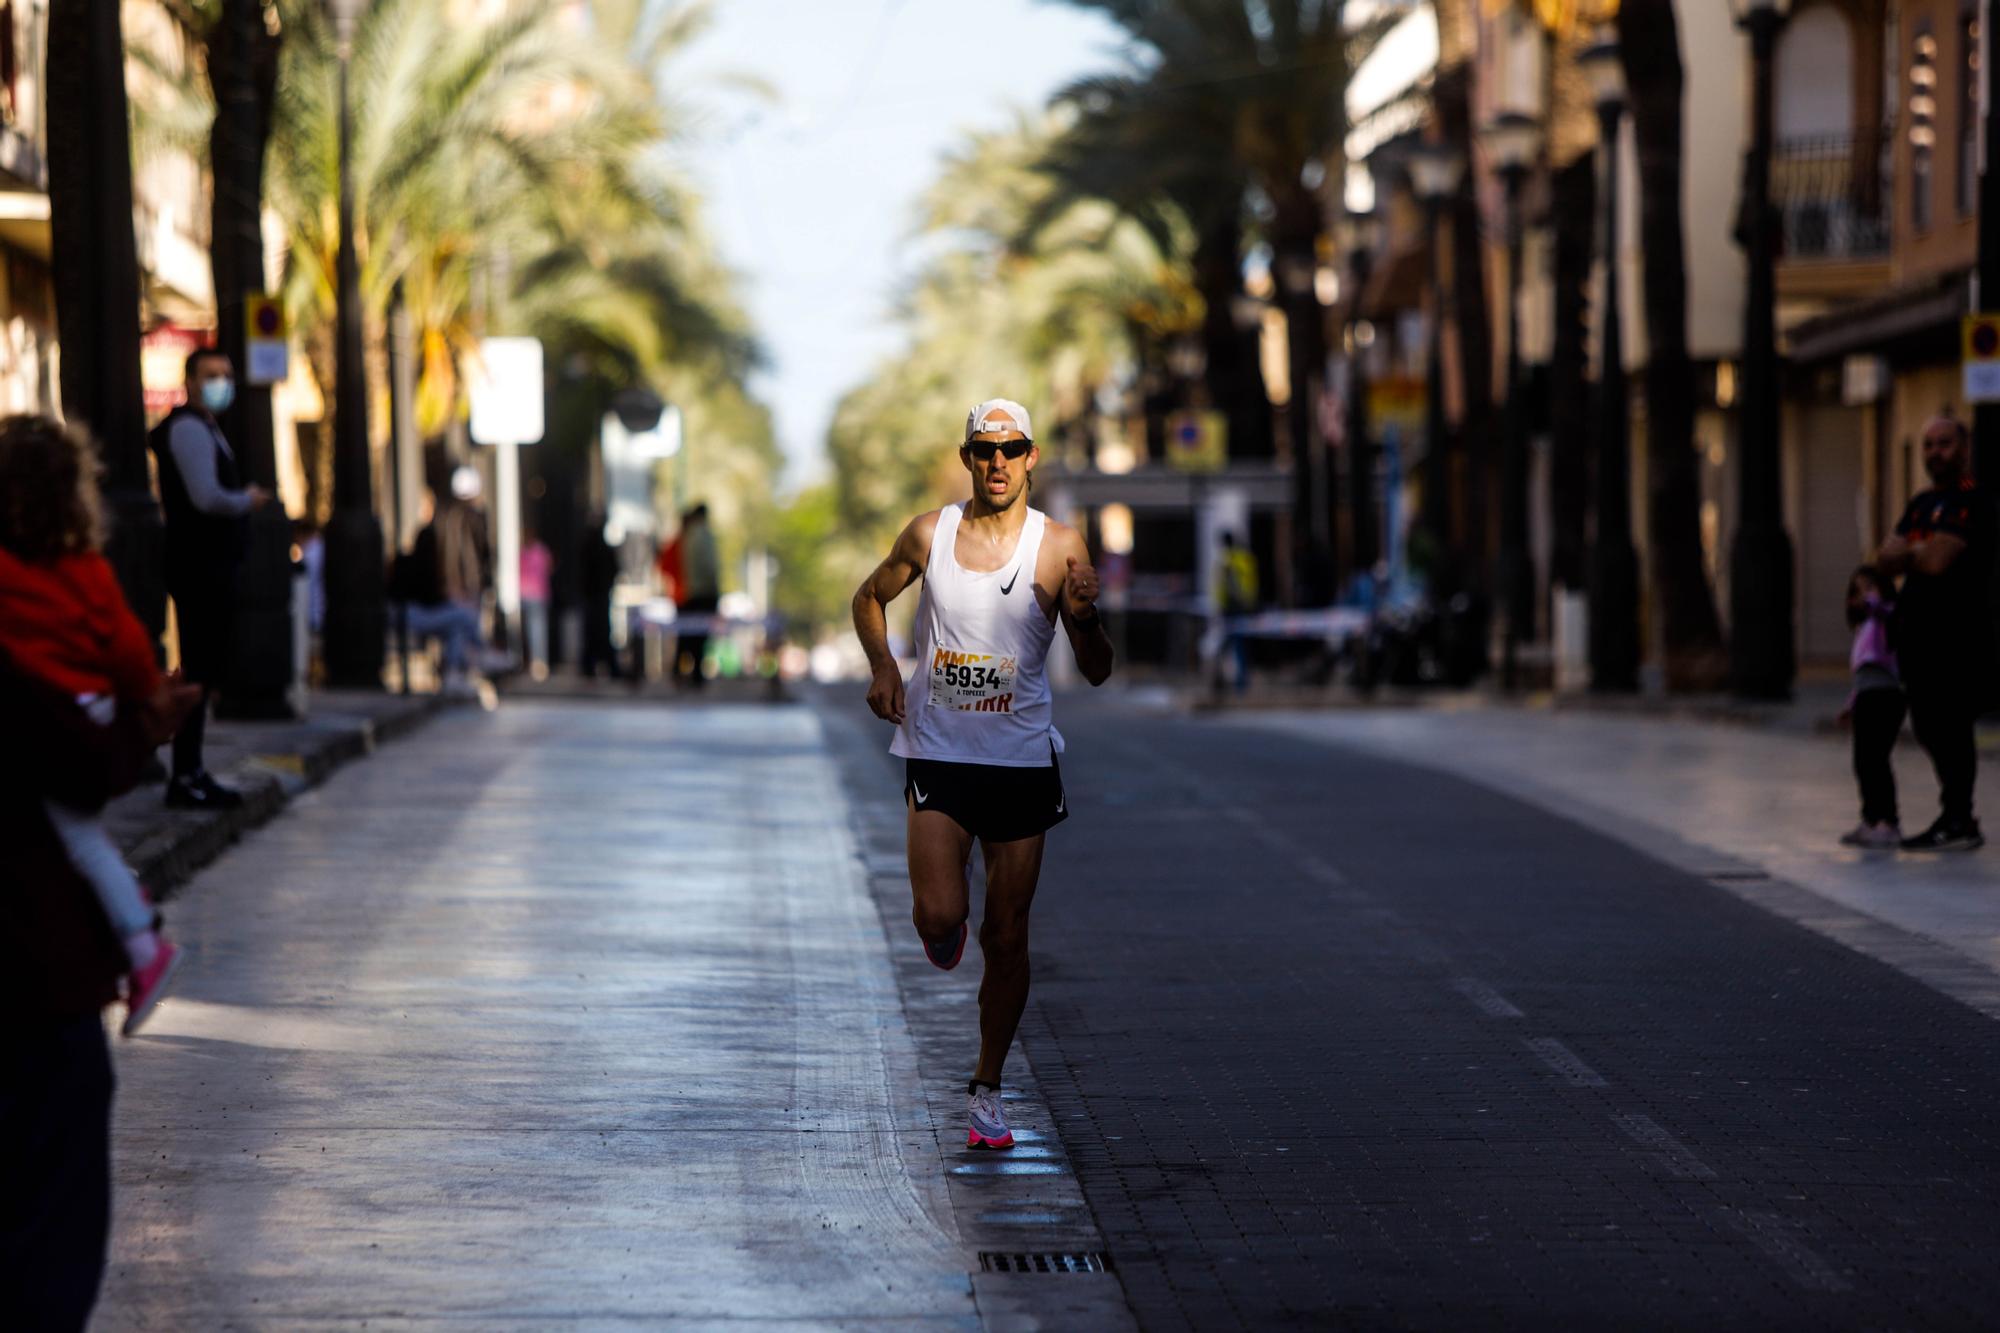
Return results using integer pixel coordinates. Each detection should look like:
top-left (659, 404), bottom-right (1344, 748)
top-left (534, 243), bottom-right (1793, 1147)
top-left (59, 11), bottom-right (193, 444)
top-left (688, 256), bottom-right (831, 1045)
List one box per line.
top-left (1548, 155), bottom-right (1594, 593)
top-left (1439, 67), bottom-right (1495, 609)
top-left (1193, 211), bottom-right (1271, 462)
top-left (1618, 0), bottom-right (1728, 690)
top-left (1274, 185), bottom-right (1334, 603)
top-left (209, 0), bottom-right (297, 715)
top-left (47, 0), bottom-right (164, 643)
top-left (209, 0), bottom-right (280, 484)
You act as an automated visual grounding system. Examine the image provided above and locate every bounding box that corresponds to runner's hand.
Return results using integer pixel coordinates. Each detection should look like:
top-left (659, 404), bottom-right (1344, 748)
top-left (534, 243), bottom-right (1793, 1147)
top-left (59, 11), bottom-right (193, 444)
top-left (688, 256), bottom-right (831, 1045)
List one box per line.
top-left (866, 664), bottom-right (906, 724)
top-left (1063, 556), bottom-right (1100, 619)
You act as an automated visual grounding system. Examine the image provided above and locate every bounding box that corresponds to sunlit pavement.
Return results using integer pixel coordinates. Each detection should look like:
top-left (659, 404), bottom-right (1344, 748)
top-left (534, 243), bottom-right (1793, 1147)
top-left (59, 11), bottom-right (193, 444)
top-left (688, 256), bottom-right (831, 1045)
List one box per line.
top-left (100, 691), bottom-right (2000, 1329)
top-left (100, 702), bottom-right (976, 1329)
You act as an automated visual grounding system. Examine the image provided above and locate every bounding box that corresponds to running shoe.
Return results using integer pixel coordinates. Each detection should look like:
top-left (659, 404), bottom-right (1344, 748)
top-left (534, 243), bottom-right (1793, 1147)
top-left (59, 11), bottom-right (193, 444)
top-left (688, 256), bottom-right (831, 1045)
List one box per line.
top-left (122, 939), bottom-right (182, 1037)
top-left (922, 921), bottom-right (967, 971)
top-left (967, 1084), bottom-right (1014, 1150)
top-left (1901, 817), bottom-right (1985, 853)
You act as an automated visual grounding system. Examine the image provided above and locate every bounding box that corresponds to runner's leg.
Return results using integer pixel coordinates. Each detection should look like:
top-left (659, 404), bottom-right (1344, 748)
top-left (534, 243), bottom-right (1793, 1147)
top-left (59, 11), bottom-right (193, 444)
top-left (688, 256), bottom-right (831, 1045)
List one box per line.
top-left (972, 832), bottom-right (1047, 1087)
top-left (908, 801), bottom-right (974, 950)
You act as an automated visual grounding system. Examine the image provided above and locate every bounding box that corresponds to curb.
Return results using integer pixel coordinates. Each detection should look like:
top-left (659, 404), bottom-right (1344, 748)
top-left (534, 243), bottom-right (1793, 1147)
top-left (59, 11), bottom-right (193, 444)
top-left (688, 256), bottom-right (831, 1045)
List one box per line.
top-left (129, 695), bottom-right (448, 902)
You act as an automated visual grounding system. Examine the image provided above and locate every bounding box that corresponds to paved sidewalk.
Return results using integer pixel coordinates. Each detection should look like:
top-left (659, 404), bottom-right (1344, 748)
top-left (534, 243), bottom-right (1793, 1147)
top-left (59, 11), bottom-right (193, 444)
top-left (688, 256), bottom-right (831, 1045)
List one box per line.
top-left (1230, 704), bottom-right (2000, 1017)
top-left (108, 690), bottom-right (443, 898)
top-left (98, 702), bottom-right (996, 1328)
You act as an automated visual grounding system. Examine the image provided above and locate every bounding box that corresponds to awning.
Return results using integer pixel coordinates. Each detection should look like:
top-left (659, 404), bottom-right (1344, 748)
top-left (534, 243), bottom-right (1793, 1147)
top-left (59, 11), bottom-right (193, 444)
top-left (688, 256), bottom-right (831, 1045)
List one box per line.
top-left (1785, 270), bottom-right (1966, 363)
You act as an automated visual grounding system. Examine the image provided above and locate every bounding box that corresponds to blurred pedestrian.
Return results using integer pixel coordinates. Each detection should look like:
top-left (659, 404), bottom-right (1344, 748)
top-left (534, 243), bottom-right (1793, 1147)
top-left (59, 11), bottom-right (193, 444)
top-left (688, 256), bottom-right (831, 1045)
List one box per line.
top-left (295, 515), bottom-right (325, 637)
top-left (1877, 413), bottom-right (1994, 851)
top-left (1216, 530), bottom-right (1259, 693)
top-left (150, 347), bottom-right (270, 809)
top-left (0, 649), bottom-right (199, 1332)
top-left (442, 464), bottom-right (493, 616)
top-left (854, 398), bottom-right (1113, 1152)
top-left (0, 415), bottom-right (185, 1029)
top-left (579, 509), bottom-right (621, 679)
top-left (520, 528), bottom-right (552, 681)
top-left (1838, 565), bottom-right (1903, 849)
top-left (674, 503), bottom-right (721, 688)
top-left (390, 493), bottom-right (487, 696)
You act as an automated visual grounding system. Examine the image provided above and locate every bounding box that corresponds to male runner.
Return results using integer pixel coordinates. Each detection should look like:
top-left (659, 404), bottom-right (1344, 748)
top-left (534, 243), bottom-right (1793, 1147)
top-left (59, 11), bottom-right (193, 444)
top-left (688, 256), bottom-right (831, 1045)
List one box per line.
top-left (853, 398), bottom-right (1113, 1150)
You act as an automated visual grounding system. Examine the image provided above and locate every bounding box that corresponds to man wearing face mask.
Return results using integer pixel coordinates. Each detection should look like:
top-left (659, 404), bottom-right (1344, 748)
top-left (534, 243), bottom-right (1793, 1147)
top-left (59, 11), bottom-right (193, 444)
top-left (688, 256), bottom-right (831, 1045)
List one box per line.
top-left (149, 347), bottom-right (270, 809)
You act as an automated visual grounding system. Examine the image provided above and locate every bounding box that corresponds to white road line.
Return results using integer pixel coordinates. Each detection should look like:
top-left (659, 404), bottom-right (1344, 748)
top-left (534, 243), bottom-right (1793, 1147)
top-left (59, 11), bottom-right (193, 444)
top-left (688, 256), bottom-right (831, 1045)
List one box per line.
top-left (1609, 1113), bottom-right (1717, 1180)
top-left (1450, 977), bottom-right (1525, 1020)
top-left (1723, 1210), bottom-right (1852, 1292)
top-left (1523, 1037), bottom-right (1608, 1088)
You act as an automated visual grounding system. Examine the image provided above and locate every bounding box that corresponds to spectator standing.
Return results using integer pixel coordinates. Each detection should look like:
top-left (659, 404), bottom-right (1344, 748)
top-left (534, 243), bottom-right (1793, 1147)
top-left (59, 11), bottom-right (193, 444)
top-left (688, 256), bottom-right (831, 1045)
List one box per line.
top-left (520, 529), bottom-right (553, 681)
top-left (1216, 530), bottom-right (1259, 693)
top-left (0, 652), bottom-right (199, 1331)
top-left (1838, 565), bottom-right (1903, 849)
top-left (1877, 413), bottom-right (1995, 852)
top-left (675, 503), bottom-right (720, 688)
top-left (149, 347), bottom-right (270, 809)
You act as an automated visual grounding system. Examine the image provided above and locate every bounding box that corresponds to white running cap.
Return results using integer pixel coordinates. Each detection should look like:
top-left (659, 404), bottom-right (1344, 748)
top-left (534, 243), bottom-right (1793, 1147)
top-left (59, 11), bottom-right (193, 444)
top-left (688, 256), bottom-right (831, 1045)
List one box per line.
top-left (964, 398), bottom-right (1032, 442)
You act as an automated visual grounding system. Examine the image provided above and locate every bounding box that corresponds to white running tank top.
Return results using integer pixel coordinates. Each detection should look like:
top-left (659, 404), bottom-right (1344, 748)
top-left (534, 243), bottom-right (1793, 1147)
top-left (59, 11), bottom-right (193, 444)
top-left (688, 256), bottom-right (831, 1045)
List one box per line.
top-left (890, 503), bottom-right (1064, 768)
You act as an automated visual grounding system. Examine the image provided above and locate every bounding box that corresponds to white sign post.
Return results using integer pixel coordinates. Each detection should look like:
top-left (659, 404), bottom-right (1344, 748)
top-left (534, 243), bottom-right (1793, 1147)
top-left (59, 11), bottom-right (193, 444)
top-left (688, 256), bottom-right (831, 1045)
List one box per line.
top-left (467, 337), bottom-right (545, 633)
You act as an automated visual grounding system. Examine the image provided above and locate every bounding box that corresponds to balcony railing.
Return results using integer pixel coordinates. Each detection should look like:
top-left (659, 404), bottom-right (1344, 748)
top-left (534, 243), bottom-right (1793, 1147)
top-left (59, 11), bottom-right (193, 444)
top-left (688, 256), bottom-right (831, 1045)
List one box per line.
top-left (1772, 128), bottom-right (1892, 262)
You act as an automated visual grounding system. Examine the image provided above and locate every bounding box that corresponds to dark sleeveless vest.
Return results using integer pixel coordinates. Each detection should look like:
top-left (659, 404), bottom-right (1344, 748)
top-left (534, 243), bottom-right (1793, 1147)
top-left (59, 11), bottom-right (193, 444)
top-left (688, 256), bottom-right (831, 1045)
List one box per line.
top-left (148, 405), bottom-right (249, 590)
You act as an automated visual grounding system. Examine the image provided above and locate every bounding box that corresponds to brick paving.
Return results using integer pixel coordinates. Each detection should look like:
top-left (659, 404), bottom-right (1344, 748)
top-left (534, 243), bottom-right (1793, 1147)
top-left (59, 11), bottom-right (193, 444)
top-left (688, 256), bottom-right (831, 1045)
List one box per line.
top-left (836, 692), bottom-right (2000, 1329)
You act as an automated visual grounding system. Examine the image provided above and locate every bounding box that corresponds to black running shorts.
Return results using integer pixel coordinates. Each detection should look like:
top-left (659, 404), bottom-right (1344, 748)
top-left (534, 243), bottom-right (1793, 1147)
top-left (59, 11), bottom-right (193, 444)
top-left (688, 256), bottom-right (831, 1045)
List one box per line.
top-left (904, 753), bottom-right (1068, 843)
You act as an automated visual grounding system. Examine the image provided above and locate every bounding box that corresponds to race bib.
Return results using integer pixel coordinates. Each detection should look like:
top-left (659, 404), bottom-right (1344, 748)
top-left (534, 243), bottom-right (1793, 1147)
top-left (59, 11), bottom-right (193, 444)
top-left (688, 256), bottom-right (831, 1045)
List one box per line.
top-left (929, 647), bottom-right (1017, 713)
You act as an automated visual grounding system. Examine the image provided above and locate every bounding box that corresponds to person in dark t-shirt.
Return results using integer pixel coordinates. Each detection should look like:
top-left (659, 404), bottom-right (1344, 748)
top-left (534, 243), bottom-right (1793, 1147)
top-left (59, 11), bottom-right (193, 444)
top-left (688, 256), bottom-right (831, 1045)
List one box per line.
top-left (1877, 413), bottom-right (1993, 851)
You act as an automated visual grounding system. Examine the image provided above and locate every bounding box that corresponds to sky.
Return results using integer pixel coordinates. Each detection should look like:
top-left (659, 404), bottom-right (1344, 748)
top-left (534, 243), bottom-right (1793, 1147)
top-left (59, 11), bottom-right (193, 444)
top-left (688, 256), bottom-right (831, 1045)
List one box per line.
top-left (673, 0), bottom-right (1129, 489)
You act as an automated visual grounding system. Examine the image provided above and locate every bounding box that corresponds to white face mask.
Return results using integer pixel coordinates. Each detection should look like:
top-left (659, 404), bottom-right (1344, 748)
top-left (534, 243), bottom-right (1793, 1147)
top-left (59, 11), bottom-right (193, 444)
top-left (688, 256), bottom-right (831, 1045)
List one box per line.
top-left (199, 377), bottom-right (236, 414)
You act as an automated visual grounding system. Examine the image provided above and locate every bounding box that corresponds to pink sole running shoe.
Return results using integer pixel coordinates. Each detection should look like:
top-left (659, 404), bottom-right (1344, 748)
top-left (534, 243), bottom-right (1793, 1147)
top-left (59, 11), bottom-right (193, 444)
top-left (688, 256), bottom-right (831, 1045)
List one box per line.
top-left (923, 921), bottom-right (968, 971)
top-left (967, 1085), bottom-right (1014, 1150)
top-left (122, 939), bottom-right (182, 1037)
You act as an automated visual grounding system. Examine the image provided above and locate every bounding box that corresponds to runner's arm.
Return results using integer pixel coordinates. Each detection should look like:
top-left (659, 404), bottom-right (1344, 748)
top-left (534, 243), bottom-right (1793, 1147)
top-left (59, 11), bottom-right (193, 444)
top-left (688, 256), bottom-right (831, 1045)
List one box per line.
top-left (853, 514), bottom-right (933, 723)
top-left (1052, 525), bottom-right (1114, 686)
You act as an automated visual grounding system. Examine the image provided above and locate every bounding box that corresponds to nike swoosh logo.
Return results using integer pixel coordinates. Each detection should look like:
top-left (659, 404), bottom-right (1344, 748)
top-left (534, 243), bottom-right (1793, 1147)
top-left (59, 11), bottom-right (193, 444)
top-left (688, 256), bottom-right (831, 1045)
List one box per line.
top-left (1055, 794), bottom-right (1064, 814)
top-left (912, 781), bottom-right (928, 805)
top-left (1000, 570), bottom-right (1019, 595)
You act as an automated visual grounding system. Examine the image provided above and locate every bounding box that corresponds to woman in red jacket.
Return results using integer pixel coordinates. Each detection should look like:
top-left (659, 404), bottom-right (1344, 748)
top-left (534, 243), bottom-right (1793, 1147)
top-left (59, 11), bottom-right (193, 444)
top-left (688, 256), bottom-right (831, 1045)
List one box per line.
top-left (0, 415), bottom-right (182, 1031)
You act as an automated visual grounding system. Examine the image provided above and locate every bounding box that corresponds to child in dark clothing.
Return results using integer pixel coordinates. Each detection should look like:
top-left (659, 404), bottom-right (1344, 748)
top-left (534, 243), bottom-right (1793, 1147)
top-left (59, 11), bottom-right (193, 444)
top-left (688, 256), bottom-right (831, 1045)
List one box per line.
top-left (0, 415), bottom-right (182, 1031)
top-left (1839, 565), bottom-right (1904, 849)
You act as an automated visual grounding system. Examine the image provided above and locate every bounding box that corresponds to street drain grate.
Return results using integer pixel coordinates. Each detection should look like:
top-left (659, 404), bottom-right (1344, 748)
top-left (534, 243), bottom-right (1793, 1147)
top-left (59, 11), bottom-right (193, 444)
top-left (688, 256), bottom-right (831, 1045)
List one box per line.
top-left (979, 1252), bottom-right (1115, 1275)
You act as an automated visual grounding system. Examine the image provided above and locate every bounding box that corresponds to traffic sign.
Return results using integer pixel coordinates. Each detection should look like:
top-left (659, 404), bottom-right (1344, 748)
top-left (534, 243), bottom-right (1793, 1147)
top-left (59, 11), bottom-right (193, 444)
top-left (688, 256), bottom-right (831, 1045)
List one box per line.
top-left (1964, 315), bottom-right (2000, 402)
top-left (244, 293), bottom-right (288, 386)
top-left (468, 337), bottom-right (545, 446)
top-left (1165, 409), bottom-right (1226, 473)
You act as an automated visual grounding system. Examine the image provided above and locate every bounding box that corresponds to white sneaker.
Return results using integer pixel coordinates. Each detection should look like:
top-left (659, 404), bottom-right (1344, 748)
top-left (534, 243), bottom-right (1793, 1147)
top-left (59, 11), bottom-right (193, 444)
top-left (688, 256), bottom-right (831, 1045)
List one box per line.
top-left (967, 1084), bottom-right (1014, 1150)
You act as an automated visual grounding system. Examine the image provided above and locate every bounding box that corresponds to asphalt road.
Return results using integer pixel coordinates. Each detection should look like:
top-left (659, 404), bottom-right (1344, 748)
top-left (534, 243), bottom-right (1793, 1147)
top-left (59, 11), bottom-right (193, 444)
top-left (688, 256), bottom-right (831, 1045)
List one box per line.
top-left (946, 694), bottom-right (2000, 1330)
top-left (99, 691), bottom-right (2000, 1330)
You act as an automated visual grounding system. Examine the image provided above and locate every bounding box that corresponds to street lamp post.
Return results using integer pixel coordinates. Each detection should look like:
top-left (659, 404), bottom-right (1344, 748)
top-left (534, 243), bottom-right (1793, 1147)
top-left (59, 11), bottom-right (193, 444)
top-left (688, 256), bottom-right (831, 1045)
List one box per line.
top-left (1728, 0), bottom-right (1796, 700)
top-left (1338, 208), bottom-right (1384, 578)
top-left (1408, 145), bottom-right (1464, 581)
top-left (1580, 32), bottom-right (1640, 692)
top-left (321, 0), bottom-right (385, 689)
top-left (1482, 109), bottom-right (1543, 690)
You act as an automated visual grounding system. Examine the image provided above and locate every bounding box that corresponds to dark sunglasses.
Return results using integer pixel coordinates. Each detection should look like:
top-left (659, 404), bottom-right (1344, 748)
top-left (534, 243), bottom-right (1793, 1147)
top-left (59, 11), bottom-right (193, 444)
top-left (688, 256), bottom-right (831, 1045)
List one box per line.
top-left (965, 439), bottom-right (1032, 461)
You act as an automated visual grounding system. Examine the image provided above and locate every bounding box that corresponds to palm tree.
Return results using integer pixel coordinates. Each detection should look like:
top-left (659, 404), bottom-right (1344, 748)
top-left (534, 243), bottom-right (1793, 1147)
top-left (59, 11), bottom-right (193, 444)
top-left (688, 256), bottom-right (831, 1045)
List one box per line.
top-left (1029, 70), bottom-right (1271, 464)
top-left (1044, 0), bottom-right (1368, 600)
top-left (1617, 0), bottom-right (1727, 689)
